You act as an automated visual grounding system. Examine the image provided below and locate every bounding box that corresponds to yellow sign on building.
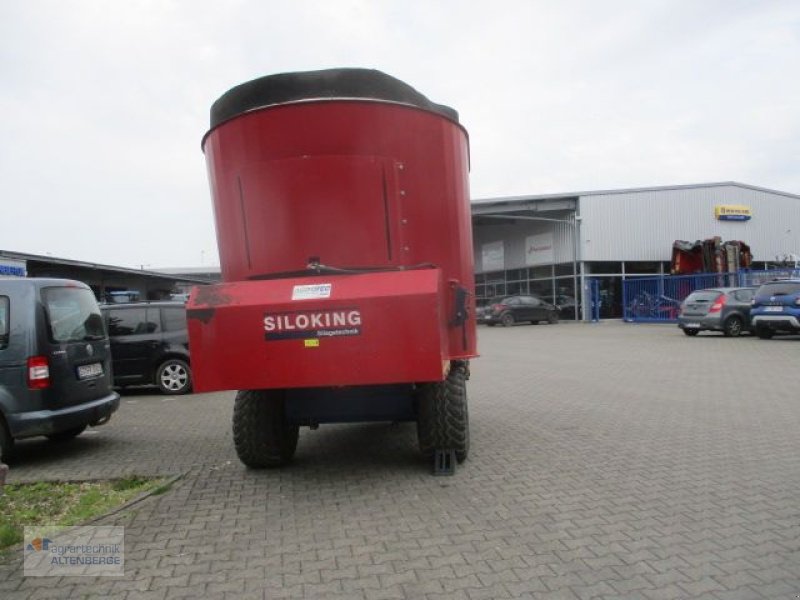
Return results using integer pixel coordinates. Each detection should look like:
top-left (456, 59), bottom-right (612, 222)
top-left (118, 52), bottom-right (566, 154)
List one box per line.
top-left (714, 205), bottom-right (752, 221)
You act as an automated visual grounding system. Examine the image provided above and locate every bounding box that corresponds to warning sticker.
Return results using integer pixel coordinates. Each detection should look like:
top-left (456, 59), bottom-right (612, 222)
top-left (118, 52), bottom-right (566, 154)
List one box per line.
top-left (292, 284), bottom-right (332, 300)
top-left (304, 339), bottom-right (320, 348)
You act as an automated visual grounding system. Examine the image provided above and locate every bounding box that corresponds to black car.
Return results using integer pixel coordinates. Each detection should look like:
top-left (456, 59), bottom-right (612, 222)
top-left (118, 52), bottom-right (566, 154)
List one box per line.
top-left (677, 287), bottom-right (756, 337)
top-left (555, 294), bottom-right (579, 319)
top-left (0, 278), bottom-right (120, 460)
top-left (480, 295), bottom-right (559, 326)
top-left (101, 301), bottom-right (192, 394)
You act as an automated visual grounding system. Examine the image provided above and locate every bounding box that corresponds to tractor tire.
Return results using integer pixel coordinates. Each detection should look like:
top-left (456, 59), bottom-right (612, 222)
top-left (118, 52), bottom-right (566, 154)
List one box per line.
top-left (232, 389), bottom-right (299, 468)
top-left (417, 361), bottom-right (470, 463)
top-left (47, 425), bottom-right (87, 442)
top-left (756, 326), bottom-right (774, 339)
top-left (682, 329), bottom-right (699, 337)
top-left (722, 316), bottom-right (744, 337)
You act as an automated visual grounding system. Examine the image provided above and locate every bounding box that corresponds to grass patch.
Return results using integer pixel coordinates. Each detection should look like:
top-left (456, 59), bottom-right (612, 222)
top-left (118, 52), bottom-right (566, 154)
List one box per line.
top-left (0, 476), bottom-right (165, 551)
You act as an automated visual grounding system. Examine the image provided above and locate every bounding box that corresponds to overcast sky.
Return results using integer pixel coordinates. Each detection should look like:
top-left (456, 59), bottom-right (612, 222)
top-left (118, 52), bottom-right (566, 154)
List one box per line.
top-left (1, 1), bottom-right (798, 268)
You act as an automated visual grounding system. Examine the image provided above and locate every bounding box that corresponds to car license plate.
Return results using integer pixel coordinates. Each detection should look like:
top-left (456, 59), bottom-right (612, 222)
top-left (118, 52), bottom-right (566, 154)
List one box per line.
top-left (77, 362), bottom-right (103, 380)
top-left (684, 323), bottom-right (700, 328)
top-left (764, 306), bottom-right (783, 312)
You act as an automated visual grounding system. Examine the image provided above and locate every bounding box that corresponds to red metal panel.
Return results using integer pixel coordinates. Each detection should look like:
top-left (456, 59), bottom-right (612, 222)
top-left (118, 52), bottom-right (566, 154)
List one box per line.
top-left (203, 100), bottom-right (477, 362)
top-left (187, 269), bottom-right (447, 392)
top-left (233, 155), bottom-right (402, 276)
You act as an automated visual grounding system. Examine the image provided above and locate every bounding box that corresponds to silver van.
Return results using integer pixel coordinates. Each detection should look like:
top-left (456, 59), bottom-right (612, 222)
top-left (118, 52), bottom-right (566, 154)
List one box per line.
top-left (0, 278), bottom-right (120, 460)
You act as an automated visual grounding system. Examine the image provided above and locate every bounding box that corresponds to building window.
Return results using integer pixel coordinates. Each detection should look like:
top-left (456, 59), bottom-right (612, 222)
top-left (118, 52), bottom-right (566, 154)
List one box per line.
top-left (588, 262), bottom-right (622, 274)
top-left (530, 266), bottom-right (552, 279)
top-left (530, 280), bottom-right (552, 298)
top-left (624, 261), bottom-right (661, 275)
top-left (554, 263), bottom-right (577, 277)
top-left (506, 281), bottom-right (526, 295)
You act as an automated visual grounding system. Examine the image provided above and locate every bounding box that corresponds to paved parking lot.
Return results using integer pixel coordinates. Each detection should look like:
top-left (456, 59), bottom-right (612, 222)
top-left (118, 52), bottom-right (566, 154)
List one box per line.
top-left (1, 322), bottom-right (799, 599)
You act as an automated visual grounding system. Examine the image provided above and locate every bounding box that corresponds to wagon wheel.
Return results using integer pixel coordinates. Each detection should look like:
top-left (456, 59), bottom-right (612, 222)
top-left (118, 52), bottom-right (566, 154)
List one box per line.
top-left (232, 389), bottom-right (299, 467)
top-left (417, 361), bottom-right (469, 463)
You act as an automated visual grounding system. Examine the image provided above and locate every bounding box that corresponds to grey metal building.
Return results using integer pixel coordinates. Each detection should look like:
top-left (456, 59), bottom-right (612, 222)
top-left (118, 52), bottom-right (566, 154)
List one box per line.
top-left (472, 182), bottom-right (800, 319)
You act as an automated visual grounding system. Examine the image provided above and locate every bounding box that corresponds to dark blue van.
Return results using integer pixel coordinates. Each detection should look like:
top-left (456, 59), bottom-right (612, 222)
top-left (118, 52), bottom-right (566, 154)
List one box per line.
top-left (0, 278), bottom-right (120, 460)
top-left (750, 279), bottom-right (800, 338)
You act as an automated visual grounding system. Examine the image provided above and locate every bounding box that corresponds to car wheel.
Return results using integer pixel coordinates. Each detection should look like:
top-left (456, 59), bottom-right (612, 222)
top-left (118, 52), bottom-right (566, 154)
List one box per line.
top-left (682, 329), bottom-right (699, 336)
top-left (417, 361), bottom-right (469, 463)
top-left (0, 420), bottom-right (13, 462)
top-left (157, 359), bottom-right (192, 395)
top-left (486, 323), bottom-right (496, 327)
top-left (723, 316), bottom-right (744, 337)
top-left (232, 389), bottom-right (299, 467)
top-left (547, 312), bottom-right (559, 325)
top-left (47, 425), bottom-right (87, 442)
top-left (500, 313), bottom-right (514, 327)
top-left (756, 326), bottom-right (774, 339)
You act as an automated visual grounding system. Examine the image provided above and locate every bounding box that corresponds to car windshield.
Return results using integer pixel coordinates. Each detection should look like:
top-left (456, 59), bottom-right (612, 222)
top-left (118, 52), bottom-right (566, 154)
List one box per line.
top-left (43, 286), bottom-right (105, 343)
top-left (685, 291), bottom-right (721, 303)
top-left (758, 282), bottom-right (800, 296)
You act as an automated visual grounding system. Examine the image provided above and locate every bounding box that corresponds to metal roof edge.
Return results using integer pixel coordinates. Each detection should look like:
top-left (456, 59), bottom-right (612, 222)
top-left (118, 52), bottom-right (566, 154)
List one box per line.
top-left (472, 181), bottom-right (800, 206)
top-left (0, 250), bottom-right (210, 284)
top-left (153, 267), bottom-right (221, 276)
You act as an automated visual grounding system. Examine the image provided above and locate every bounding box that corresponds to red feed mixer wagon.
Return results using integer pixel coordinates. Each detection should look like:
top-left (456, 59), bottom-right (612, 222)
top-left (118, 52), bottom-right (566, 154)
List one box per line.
top-left (187, 69), bottom-right (477, 470)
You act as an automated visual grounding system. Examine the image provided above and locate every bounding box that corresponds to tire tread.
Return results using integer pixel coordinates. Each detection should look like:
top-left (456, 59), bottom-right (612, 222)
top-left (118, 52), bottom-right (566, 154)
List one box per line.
top-left (232, 389), bottom-right (299, 468)
top-left (417, 362), bottom-right (470, 463)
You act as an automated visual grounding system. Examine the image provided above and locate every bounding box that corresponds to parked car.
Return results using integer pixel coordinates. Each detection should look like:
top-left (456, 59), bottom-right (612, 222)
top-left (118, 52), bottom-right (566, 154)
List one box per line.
top-left (480, 295), bottom-right (559, 326)
top-left (475, 299), bottom-right (493, 324)
top-left (677, 287), bottom-right (755, 337)
top-left (0, 278), bottom-right (120, 460)
top-left (101, 301), bottom-right (192, 394)
top-left (555, 294), bottom-right (579, 319)
top-left (750, 279), bottom-right (800, 338)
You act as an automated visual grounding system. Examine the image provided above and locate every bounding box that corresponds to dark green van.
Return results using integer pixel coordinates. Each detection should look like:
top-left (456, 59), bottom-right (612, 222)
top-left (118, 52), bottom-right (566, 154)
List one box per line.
top-left (0, 278), bottom-right (120, 461)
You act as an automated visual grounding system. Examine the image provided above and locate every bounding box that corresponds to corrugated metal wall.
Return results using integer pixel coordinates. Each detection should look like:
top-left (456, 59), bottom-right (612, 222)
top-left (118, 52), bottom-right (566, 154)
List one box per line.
top-left (473, 213), bottom-right (576, 273)
top-left (578, 184), bottom-right (800, 262)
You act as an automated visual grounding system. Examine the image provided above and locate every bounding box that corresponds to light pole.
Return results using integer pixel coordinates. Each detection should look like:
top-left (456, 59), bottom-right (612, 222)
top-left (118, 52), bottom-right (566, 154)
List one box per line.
top-left (479, 213), bottom-right (582, 321)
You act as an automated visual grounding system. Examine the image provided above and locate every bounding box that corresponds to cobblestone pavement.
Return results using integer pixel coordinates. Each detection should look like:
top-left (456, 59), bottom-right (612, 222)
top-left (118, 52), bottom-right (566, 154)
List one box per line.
top-left (1, 323), bottom-right (798, 599)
